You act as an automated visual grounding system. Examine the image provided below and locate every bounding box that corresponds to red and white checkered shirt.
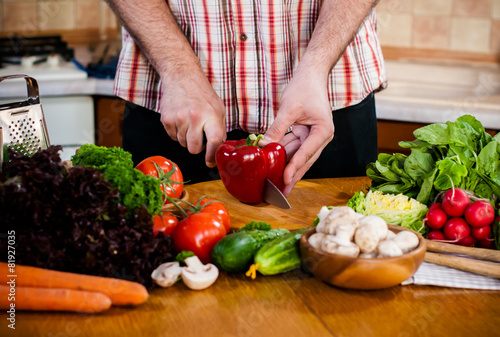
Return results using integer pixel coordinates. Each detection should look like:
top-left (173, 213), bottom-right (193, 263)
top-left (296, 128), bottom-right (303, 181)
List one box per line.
top-left (114, 2), bottom-right (386, 134)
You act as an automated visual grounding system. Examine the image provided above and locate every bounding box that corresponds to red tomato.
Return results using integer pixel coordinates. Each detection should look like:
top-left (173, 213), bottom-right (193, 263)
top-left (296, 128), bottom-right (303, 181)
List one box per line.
top-left (199, 198), bottom-right (231, 232)
top-left (153, 211), bottom-right (178, 236)
top-left (136, 156), bottom-right (184, 201)
top-left (171, 213), bottom-right (226, 263)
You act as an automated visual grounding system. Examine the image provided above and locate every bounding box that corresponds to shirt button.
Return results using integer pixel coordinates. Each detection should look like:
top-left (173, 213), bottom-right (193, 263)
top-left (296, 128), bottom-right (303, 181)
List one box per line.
top-left (240, 33), bottom-right (248, 41)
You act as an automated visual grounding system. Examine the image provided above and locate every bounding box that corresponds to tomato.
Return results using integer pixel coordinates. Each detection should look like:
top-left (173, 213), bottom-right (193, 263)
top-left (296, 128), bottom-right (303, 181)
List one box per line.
top-left (153, 211), bottom-right (178, 236)
top-left (171, 213), bottom-right (226, 263)
top-left (136, 156), bottom-right (184, 202)
top-left (199, 198), bottom-right (231, 232)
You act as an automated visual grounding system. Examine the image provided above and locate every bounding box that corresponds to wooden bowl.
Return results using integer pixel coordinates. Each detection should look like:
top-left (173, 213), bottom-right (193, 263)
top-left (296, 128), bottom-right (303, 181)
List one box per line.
top-left (161, 189), bottom-right (190, 214)
top-left (300, 225), bottom-right (427, 290)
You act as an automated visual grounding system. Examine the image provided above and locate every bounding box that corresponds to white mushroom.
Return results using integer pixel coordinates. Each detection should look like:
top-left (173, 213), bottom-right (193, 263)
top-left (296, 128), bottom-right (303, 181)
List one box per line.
top-left (316, 206), bottom-right (359, 235)
top-left (332, 242), bottom-right (360, 258)
top-left (393, 231), bottom-right (420, 253)
top-left (181, 256), bottom-right (219, 290)
top-left (354, 224), bottom-right (379, 253)
top-left (377, 240), bottom-right (403, 257)
top-left (335, 225), bottom-right (356, 244)
top-left (315, 206), bottom-right (331, 224)
top-left (308, 232), bottom-right (326, 249)
top-left (151, 262), bottom-right (183, 287)
top-left (320, 233), bottom-right (360, 258)
top-left (385, 230), bottom-right (396, 240)
top-left (320, 235), bottom-right (339, 253)
top-left (359, 252), bottom-right (377, 258)
top-left (358, 215), bottom-right (388, 241)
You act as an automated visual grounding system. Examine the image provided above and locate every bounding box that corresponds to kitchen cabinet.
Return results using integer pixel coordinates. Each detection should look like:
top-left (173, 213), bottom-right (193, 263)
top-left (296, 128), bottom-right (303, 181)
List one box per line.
top-left (377, 120), bottom-right (498, 155)
top-left (94, 96), bottom-right (126, 148)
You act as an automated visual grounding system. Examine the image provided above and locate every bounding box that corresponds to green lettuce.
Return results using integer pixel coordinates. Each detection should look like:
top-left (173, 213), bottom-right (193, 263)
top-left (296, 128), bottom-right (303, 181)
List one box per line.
top-left (347, 190), bottom-right (428, 234)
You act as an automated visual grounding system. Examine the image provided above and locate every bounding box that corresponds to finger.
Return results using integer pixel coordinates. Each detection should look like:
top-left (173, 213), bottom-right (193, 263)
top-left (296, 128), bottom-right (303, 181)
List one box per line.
top-left (282, 148), bottom-right (323, 196)
top-left (185, 124), bottom-right (205, 155)
top-left (283, 126), bottom-right (332, 185)
top-left (161, 118), bottom-right (178, 142)
top-left (283, 139), bottom-right (301, 161)
top-left (203, 119), bottom-right (226, 168)
top-left (261, 112), bottom-right (294, 145)
top-left (176, 124), bottom-right (188, 148)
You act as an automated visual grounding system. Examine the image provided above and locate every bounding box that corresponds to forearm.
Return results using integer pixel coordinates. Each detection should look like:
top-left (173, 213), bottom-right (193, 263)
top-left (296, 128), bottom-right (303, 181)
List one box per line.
top-left (106, 0), bottom-right (202, 80)
top-left (299, 0), bottom-right (379, 79)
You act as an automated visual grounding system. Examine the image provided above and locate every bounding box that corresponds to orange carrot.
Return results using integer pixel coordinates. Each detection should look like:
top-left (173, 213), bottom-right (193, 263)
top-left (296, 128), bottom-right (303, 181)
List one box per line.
top-left (0, 263), bottom-right (148, 306)
top-left (0, 285), bottom-right (112, 313)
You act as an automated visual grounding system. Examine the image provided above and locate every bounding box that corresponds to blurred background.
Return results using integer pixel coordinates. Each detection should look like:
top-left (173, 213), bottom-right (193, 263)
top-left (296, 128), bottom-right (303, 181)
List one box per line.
top-left (0, 0), bottom-right (499, 160)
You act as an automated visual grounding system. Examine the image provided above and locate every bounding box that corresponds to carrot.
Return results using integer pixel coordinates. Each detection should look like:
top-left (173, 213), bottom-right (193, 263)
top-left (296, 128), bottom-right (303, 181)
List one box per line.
top-left (0, 263), bottom-right (148, 306)
top-left (0, 286), bottom-right (111, 313)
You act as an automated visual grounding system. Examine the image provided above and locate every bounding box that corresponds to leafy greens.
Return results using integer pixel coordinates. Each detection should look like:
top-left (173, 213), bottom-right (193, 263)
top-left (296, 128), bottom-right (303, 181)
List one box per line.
top-left (367, 115), bottom-right (500, 205)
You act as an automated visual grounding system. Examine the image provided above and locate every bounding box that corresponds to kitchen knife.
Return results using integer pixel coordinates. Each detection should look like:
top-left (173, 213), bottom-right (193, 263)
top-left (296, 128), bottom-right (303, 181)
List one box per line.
top-left (263, 179), bottom-right (291, 209)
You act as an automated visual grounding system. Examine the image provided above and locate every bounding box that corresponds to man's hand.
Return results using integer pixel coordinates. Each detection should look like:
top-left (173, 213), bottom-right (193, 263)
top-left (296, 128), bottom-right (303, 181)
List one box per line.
top-left (160, 69), bottom-right (226, 167)
top-left (262, 70), bottom-right (334, 196)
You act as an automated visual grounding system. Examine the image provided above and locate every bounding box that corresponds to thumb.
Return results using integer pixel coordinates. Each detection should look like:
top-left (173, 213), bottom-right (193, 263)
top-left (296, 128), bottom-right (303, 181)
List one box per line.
top-left (261, 114), bottom-right (292, 146)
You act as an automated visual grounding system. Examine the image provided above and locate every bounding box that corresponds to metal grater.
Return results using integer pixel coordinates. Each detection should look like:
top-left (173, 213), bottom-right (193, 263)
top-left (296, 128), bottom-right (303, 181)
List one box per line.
top-left (0, 74), bottom-right (51, 162)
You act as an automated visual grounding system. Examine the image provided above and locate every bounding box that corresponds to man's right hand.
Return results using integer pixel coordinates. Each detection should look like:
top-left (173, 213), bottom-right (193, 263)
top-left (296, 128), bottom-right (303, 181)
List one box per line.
top-left (160, 69), bottom-right (226, 168)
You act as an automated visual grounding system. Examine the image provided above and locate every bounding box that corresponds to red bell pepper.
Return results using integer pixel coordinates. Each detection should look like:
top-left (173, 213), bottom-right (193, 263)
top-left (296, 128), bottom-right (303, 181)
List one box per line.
top-left (215, 134), bottom-right (286, 204)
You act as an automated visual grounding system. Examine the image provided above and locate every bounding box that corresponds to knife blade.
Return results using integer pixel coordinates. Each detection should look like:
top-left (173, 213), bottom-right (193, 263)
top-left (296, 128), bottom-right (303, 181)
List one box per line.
top-left (263, 179), bottom-right (291, 209)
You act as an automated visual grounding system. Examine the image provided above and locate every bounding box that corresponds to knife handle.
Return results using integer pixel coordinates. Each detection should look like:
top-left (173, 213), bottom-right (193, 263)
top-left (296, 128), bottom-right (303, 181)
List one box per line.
top-left (426, 240), bottom-right (500, 263)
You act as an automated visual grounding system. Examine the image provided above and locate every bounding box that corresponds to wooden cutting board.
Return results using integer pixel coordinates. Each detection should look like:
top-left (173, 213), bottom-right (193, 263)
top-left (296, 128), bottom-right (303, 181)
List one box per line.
top-left (185, 176), bottom-right (370, 231)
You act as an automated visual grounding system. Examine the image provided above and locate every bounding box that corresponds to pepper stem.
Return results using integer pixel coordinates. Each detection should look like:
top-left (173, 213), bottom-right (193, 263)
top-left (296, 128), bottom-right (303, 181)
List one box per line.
top-left (245, 263), bottom-right (259, 280)
top-left (244, 134), bottom-right (265, 147)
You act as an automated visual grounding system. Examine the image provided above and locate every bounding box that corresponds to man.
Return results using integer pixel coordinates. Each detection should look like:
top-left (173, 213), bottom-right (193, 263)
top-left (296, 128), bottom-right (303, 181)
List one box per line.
top-left (107, 0), bottom-right (386, 195)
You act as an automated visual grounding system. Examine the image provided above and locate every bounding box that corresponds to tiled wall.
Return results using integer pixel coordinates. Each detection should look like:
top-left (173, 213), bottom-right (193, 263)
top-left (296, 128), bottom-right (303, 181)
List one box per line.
top-left (377, 0), bottom-right (500, 57)
top-left (0, 0), bottom-right (499, 61)
top-left (0, 0), bottom-right (116, 35)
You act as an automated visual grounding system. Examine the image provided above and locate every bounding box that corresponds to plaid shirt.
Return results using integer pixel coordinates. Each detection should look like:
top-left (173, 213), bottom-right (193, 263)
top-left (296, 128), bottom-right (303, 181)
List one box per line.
top-left (114, 2), bottom-right (386, 134)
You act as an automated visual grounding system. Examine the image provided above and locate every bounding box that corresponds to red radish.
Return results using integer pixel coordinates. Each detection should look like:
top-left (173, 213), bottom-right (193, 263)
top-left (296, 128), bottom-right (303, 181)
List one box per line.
top-left (442, 188), bottom-right (470, 217)
top-left (470, 225), bottom-right (492, 240)
top-left (428, 230), bottom-right (445, 241)
top-left (429, 203), bottom-right (442, 211)
top-left (425, 208), bottom-right (447, 230)
top-left (443, 217), bottom-right (470, 242)
top-left (458, 235), bottom-right (477, 247)
top-left (478, 238), bottom-right (495, 249)
top-left (464, 200), bottom-right (495, 228)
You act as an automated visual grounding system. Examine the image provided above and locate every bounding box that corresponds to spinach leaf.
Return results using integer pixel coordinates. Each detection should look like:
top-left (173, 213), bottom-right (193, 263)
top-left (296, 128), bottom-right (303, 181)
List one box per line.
top-left (417, 168), bottom-right (438, 205)
top-left (433, 158), bottom-right (468, 190)
top-left (413, 123), bottom-right (449, 145)
top-left (404, 149), bottom-right (435, 182)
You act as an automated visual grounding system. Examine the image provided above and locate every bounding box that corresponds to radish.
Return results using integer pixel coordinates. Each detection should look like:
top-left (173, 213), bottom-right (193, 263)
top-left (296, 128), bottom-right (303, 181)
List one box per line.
top-left (425, 208), bottom-right (447, 230)
top-left (478, 238), bottom-right (495, 249)
top-left (470, 225), bottom-right (492, 241)
top-left (464, 200), bottom-right (495, 228)
top-left (429, 203), bottom-right (442, 211)
top-left (442, 188), bottom-right (470, 217)
top-left (427, 230), bottom-right (445, 241)
top-left (458, 235), bottom-right (477, 247)
top-left (443, 217), bottom-right (470, 242)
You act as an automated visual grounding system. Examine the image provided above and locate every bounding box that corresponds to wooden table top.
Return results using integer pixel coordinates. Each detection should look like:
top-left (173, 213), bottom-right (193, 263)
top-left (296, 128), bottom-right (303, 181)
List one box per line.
top-left (3, 177), bottom-right (500, 337)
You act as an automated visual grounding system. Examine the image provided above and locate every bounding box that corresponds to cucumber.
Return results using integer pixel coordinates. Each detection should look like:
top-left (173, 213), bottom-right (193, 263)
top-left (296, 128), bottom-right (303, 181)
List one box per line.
top-left (253, 227), bottom-right (310, 275)
top-left (212, 228), bottom-right (289, 272)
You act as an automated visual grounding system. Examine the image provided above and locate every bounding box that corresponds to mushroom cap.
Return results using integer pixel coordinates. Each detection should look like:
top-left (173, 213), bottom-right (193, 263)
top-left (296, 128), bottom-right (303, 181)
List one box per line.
top-left (181, 256), bottom-right (219, 290)
top-left (377, 240), bottom-right (403, 257)
top-left (320, 235), bottom-right (340, 253)
top-left (358, 215), bottom-right (388, 241)
top-left (393, 231), bottom-right (420, 253)
top-left (151, 262), bottom-right (183, 288)
top-left (317, 206), bottom-right (359, 235)
top-left (308, 232), bottom-right (326, 249)
top-left (333, 242), bottom-right (360, 258)
top-left (354, 225), bottom-right (379, 253)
